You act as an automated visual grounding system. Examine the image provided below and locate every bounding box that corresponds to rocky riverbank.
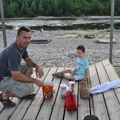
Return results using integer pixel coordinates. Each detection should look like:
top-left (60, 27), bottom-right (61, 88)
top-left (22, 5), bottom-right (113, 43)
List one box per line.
top-left (0, 29), bottom-right (120, 72)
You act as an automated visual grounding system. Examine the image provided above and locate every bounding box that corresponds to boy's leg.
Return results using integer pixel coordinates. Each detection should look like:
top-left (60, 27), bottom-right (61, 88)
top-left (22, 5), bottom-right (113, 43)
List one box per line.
top-left (59, 69), bottom-right (72, 74)
top-left (52, 69), bottom-right (72, 78)
top-left (63, 75), bottom-right (75, 81)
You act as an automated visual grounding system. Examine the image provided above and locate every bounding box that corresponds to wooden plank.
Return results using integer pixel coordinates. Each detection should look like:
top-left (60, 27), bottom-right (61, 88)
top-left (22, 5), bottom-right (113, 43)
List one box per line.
top-left (21, 67), bottom-right (56, 120)
top-left (7, 68), bottom-right (49, 120)
top-left (51, 68), bottom-right (68, 120)
top-left (102, 59), bottom-right (120, 102)
top-left (102, 59), bottom-right (119, 80)
top-left (95, 61), bottom-right (120, 120)
top-left (36, 67), bottom-right (62, 120)
top-left (90, 64), bottom-right (109, 120)
top-left (78, 78), bottom-right (89, 119)
top-left (102, 59), bottom-right (120, 119)
top-left (50, 68), bottom-right (66, 120)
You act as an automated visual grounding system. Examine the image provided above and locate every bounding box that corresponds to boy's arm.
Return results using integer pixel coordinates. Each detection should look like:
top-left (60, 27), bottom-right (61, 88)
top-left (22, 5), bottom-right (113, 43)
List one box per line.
top-left (83, 68), bottom-right (89, 81)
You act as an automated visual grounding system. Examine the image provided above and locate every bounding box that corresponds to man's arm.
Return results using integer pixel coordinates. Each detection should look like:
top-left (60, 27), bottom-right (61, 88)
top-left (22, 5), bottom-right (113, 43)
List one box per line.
top-left (11, 71), bottom-right (42, 87)
top-left (24, 57), bottom-right (39, 68)
top-left (24, 57), bottom-right (44, 78)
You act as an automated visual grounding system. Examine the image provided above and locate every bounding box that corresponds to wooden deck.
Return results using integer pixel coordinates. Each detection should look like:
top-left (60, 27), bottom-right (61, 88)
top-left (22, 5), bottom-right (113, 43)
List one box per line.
top-left (0, 59), bottom-right (120, 120)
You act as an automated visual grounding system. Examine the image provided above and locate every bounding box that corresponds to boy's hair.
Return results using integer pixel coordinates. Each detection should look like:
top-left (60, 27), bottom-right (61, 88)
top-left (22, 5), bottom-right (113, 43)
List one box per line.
top-left (76, 45), bottom-right (85, 53)
top-left (17, 26), bottom-right (31, 36)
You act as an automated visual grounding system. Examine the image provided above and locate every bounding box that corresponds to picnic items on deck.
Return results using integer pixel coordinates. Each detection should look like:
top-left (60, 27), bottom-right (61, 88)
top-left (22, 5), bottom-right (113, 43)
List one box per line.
top-left (42, 81), bottom-right (54, 99)
top-left (79, 80), bottom-right (90, 99)
top-left (60, 82), bottom-right (77, 111)
top-left (68, 81), bottom-right (75, 93)
top-left (65, 91), bottom-right (77, 111)
top-left (60, 81), bottom-right (75, 98)
top-left (60, 84), bottom-right (68, 98)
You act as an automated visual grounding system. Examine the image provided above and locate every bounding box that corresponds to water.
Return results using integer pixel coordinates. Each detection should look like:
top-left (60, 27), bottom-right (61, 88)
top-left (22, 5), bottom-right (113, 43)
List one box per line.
top-left (0, 16), bottom-right (120, 27)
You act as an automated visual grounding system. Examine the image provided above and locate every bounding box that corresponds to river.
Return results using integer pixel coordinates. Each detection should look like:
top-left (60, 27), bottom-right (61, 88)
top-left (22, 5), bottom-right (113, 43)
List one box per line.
top-left (0, 16), bottom-right (120, 28)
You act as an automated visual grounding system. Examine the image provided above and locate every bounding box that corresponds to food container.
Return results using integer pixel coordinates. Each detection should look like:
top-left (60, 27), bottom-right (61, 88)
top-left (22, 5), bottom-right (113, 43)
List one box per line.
top-left (68, 81), bottom-right (75, 92)
top-left (79, 80), bottom-right (90, 99)
top-left (60, 84), bottom-right (68, 98)
top-left (42, 81), bottom-right (54, 99)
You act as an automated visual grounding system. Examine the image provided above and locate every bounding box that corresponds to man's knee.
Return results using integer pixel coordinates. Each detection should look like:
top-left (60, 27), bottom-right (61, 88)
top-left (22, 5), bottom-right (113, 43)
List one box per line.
top-left (12, 83), bottom-right (34, 97)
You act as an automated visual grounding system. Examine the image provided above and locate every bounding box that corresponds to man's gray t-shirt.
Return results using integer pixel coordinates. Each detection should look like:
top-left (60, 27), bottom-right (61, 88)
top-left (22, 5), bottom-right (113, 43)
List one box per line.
top-left (0, 42), bottom-right (28, 77)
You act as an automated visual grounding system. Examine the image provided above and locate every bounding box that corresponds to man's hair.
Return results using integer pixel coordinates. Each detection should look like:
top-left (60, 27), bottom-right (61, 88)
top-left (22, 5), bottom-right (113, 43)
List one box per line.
top-left (76, 45), bottom-right (85, 53)
top-left (17, 26), bottom-right (31, 36)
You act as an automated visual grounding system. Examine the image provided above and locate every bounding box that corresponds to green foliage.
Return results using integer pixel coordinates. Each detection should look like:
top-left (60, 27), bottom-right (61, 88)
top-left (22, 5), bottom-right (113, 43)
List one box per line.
top-left (3, 0), bottom-right (120, 17)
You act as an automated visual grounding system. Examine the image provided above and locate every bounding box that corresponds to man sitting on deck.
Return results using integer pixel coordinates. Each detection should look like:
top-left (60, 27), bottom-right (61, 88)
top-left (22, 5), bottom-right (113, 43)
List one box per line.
top-left (0, 26), bottom-right (44, 108)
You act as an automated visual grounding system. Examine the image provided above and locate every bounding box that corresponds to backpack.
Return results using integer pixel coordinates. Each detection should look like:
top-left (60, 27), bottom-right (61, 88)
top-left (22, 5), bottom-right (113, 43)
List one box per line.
top-left (65, 91), bottom-right (77, 111)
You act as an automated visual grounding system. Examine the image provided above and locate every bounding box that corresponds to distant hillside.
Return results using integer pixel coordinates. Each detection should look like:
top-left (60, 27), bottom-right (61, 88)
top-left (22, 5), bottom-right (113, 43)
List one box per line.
top-left (3, 0), bottom-right (120, 18)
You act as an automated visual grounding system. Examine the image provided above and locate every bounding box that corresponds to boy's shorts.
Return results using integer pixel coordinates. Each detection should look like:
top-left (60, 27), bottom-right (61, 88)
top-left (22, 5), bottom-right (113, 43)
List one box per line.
top-left (0, 65), bottom-right (34, 97)
top-left (72, 69), bottom-right (84, 81)
top-left (74, 75), bottom-right (84, 82)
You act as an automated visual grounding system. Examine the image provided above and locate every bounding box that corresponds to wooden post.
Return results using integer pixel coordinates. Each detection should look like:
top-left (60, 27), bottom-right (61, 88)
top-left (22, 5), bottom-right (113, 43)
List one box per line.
top-left (0, 0), bottom-right (7, 47)
top-left (109, 0), bottom-right (115, 63)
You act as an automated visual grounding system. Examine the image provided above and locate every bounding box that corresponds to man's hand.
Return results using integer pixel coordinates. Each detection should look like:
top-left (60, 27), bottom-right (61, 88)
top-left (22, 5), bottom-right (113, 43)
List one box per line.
top-left (34, 79), bottom-right (43, 87)
top-left (35, 67), bottom-right (44, 78)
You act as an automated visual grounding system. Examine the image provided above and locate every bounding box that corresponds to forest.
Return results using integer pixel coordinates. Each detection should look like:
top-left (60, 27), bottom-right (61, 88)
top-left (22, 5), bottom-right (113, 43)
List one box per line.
top-left (3, 0), bottom-right (120, 18)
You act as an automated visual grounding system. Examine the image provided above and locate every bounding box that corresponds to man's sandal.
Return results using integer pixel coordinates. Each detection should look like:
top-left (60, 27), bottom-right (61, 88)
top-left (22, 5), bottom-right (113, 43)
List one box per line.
top-left (0, 93), bottom-right (16, 108)
top-left (19, 93), bottom-right (36, 100)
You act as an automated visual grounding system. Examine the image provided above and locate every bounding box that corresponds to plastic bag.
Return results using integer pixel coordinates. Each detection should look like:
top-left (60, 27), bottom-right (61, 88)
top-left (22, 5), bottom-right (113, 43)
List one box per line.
top-left (65, 91), bottom-right (77, 111)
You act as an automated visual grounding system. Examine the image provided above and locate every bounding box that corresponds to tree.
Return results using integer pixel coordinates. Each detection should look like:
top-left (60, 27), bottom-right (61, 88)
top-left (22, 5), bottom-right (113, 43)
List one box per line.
top-left (4, 0), bottom-right (17, 17)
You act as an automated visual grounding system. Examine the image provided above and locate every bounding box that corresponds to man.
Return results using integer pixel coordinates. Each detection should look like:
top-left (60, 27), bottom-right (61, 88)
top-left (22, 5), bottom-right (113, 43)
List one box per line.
top-left (0, 26), bottom-right (44, 108)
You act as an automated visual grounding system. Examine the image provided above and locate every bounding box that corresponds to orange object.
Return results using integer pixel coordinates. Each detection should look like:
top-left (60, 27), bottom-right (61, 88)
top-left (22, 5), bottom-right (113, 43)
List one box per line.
top-left (42, 82), bottom-right (54, 99)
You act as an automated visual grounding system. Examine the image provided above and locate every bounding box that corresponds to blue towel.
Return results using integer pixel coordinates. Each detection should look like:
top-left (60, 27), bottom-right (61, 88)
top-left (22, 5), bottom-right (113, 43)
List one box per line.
top-left (90, 79), bottom-right (120, 94)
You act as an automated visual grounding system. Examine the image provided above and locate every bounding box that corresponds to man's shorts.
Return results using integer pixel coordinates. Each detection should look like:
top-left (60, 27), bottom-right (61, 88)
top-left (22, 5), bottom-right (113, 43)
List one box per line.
top-left (0, 65), bottom-right (34, 97)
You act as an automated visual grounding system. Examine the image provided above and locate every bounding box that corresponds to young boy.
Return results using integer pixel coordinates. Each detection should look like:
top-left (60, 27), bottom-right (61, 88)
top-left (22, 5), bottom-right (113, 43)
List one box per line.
top-left (52, 45), bottom-right (89, 82)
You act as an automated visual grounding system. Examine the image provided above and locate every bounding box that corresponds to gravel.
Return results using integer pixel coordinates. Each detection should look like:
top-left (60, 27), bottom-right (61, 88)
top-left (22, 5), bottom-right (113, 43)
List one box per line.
top-left (0, 29), bottom-right (120, 70)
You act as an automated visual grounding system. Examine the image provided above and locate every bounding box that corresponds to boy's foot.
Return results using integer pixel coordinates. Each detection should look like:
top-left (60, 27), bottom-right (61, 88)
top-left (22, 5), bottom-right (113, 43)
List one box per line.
top-left (0, 93), bottom-right (16, 108)
top-left (19, 93), bottom-right (36, 100)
